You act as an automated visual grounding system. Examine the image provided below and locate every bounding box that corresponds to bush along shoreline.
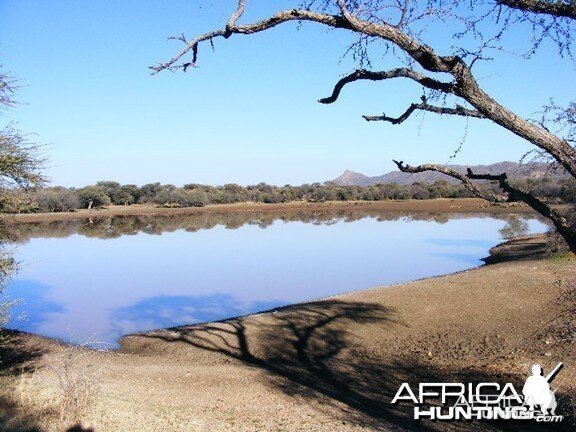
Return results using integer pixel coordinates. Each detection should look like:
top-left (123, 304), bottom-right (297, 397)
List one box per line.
top-left (2, 178), bottom-right (575, 214)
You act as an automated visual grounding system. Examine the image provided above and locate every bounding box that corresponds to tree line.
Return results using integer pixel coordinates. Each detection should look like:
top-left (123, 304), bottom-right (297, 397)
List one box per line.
top-left (2, 177), bottom-right (574, 213)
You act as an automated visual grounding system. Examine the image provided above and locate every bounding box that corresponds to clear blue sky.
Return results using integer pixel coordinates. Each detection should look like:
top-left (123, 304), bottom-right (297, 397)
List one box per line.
top-left (0, 0), bottom-right (573, 187)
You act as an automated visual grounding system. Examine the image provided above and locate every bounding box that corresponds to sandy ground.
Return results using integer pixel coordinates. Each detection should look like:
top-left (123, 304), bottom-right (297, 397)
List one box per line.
top-left (1, 255), bottom-right (575, 431)
top-left (4, 198), bottom-right (535, 223)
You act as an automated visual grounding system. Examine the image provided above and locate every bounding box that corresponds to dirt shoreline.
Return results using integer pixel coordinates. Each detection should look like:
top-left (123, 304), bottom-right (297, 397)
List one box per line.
top-left (2, 198), bottom-right (536, 223)
top-left (2, 255), bottom-right (575, 431)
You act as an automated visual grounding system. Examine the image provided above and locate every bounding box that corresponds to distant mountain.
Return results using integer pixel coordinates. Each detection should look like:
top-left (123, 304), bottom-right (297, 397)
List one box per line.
top-left (329, 162), bottom-right (568, 186)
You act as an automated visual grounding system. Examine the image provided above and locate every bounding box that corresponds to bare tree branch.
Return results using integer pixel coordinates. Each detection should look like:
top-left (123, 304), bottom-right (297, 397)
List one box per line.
top-left (364, 101), bottom-right (485, 124)
top-left (396, 0), bottom-right (411, 28)
top-left (150, 8), bottom-right (351, 73)
top-left (333, 2), bottom-right (576, 176)
top-left (394, 159), bottom-right (576, 253)
top-left (154, 0), bottom-right (576, 178)
top-left (467, 167), bottom-right (576, 252)
top-left (226, 0), bottom-right (247, 30)
top-left (0, 68), bottom-right (17, 110)
top-left (392, 159), bottom-right (506, 201)
top-left (318, 68), bottom-right (454, 104)
top-left (497, 0), bottom-right (576, 19)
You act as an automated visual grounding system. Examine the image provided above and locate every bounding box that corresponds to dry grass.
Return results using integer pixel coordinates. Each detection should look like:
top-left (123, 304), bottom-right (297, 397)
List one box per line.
top-left (15, 341), bottom-right (104, 431)
top-left (10, 342), bottom-right (205, 431)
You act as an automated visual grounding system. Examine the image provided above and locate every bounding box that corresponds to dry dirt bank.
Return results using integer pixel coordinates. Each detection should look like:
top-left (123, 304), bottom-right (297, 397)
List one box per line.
top-left (1, 256), bottom-right (575, 431)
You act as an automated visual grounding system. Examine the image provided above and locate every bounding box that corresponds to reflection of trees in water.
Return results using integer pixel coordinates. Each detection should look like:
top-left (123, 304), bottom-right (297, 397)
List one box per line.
top-left (6, 211), bottom-right (542, 243)
top-left (0, 221), bottom-right (16, 331)
top-left (499, 215), bottom-right (531, 240)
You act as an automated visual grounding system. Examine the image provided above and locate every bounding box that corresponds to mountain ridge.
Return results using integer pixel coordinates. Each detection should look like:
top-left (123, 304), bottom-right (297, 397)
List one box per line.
top-left (329, 162), bottom-right (568, 186)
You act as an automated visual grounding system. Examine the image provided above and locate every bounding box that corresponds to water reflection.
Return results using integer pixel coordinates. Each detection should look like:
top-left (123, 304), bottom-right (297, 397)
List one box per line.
top-left (5, 209), bottom-right (544, 243)
top-left (499, 214), bottom-right (530, 239)
top-left (109, 294), bottom-right (282, 344)
top-left (4, 210), bottom-right (548, 347)
top-left (6, 280), bottom-right (65, 334)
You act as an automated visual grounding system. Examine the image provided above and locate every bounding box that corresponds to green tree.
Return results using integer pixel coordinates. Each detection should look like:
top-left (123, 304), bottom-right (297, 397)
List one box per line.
top-left (76, 185), bottom-right (111, 208)
top-left (110, 186), bottom-right (137, 205)
top-left (96, 181), bottom-right (121, 200)
top-left (139, 182), bottom-right (162, 203)
top-left (120, 184), bottom-right (142, 203)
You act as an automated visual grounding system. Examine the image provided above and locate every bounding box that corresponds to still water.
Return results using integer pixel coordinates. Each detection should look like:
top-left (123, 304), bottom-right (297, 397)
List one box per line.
top-left (4, 209), bottom-right (547, 348)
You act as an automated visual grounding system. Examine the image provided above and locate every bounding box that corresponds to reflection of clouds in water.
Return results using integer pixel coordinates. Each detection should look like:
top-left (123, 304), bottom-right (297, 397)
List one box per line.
top-left (107, 293), bottom-right (283, 347)
top-left (431, 252), bottom-right (484, 265)
top-left (5, 279), bottom-right (65, 333)
top-left (427, 238), bottom-right (495, 265)
top-left (425, 239), bottom-right (494, 248)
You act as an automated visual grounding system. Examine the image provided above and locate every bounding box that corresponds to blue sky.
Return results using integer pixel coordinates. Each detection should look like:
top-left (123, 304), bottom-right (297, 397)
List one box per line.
top-left (0, 0), bottom-right (573, 187)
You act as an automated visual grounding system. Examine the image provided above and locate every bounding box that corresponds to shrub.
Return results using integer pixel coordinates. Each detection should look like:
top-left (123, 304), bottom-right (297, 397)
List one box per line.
top-left (35, 187), bottom-right (79, 212)
top-left (153, 187), bottom-right (204, 207)
top-left (0, 189), bottom-right (38, 213)
top-left (562, 182), bottom-right (576, 204)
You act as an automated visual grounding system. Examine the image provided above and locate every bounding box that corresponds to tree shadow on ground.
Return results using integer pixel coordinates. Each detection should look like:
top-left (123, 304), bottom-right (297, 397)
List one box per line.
top-left (0, 332), bottom-right (94, 432)
top-left (0, 330), bottom-right (44, 375)
top-left (0, 396), bottom-right (42, 432)
top-left (0, 330), bottom-right (46, 432)
top-left (65, 426), bottom-right (93, 432)
top-left (143, 299), bottom-right (575, 431)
